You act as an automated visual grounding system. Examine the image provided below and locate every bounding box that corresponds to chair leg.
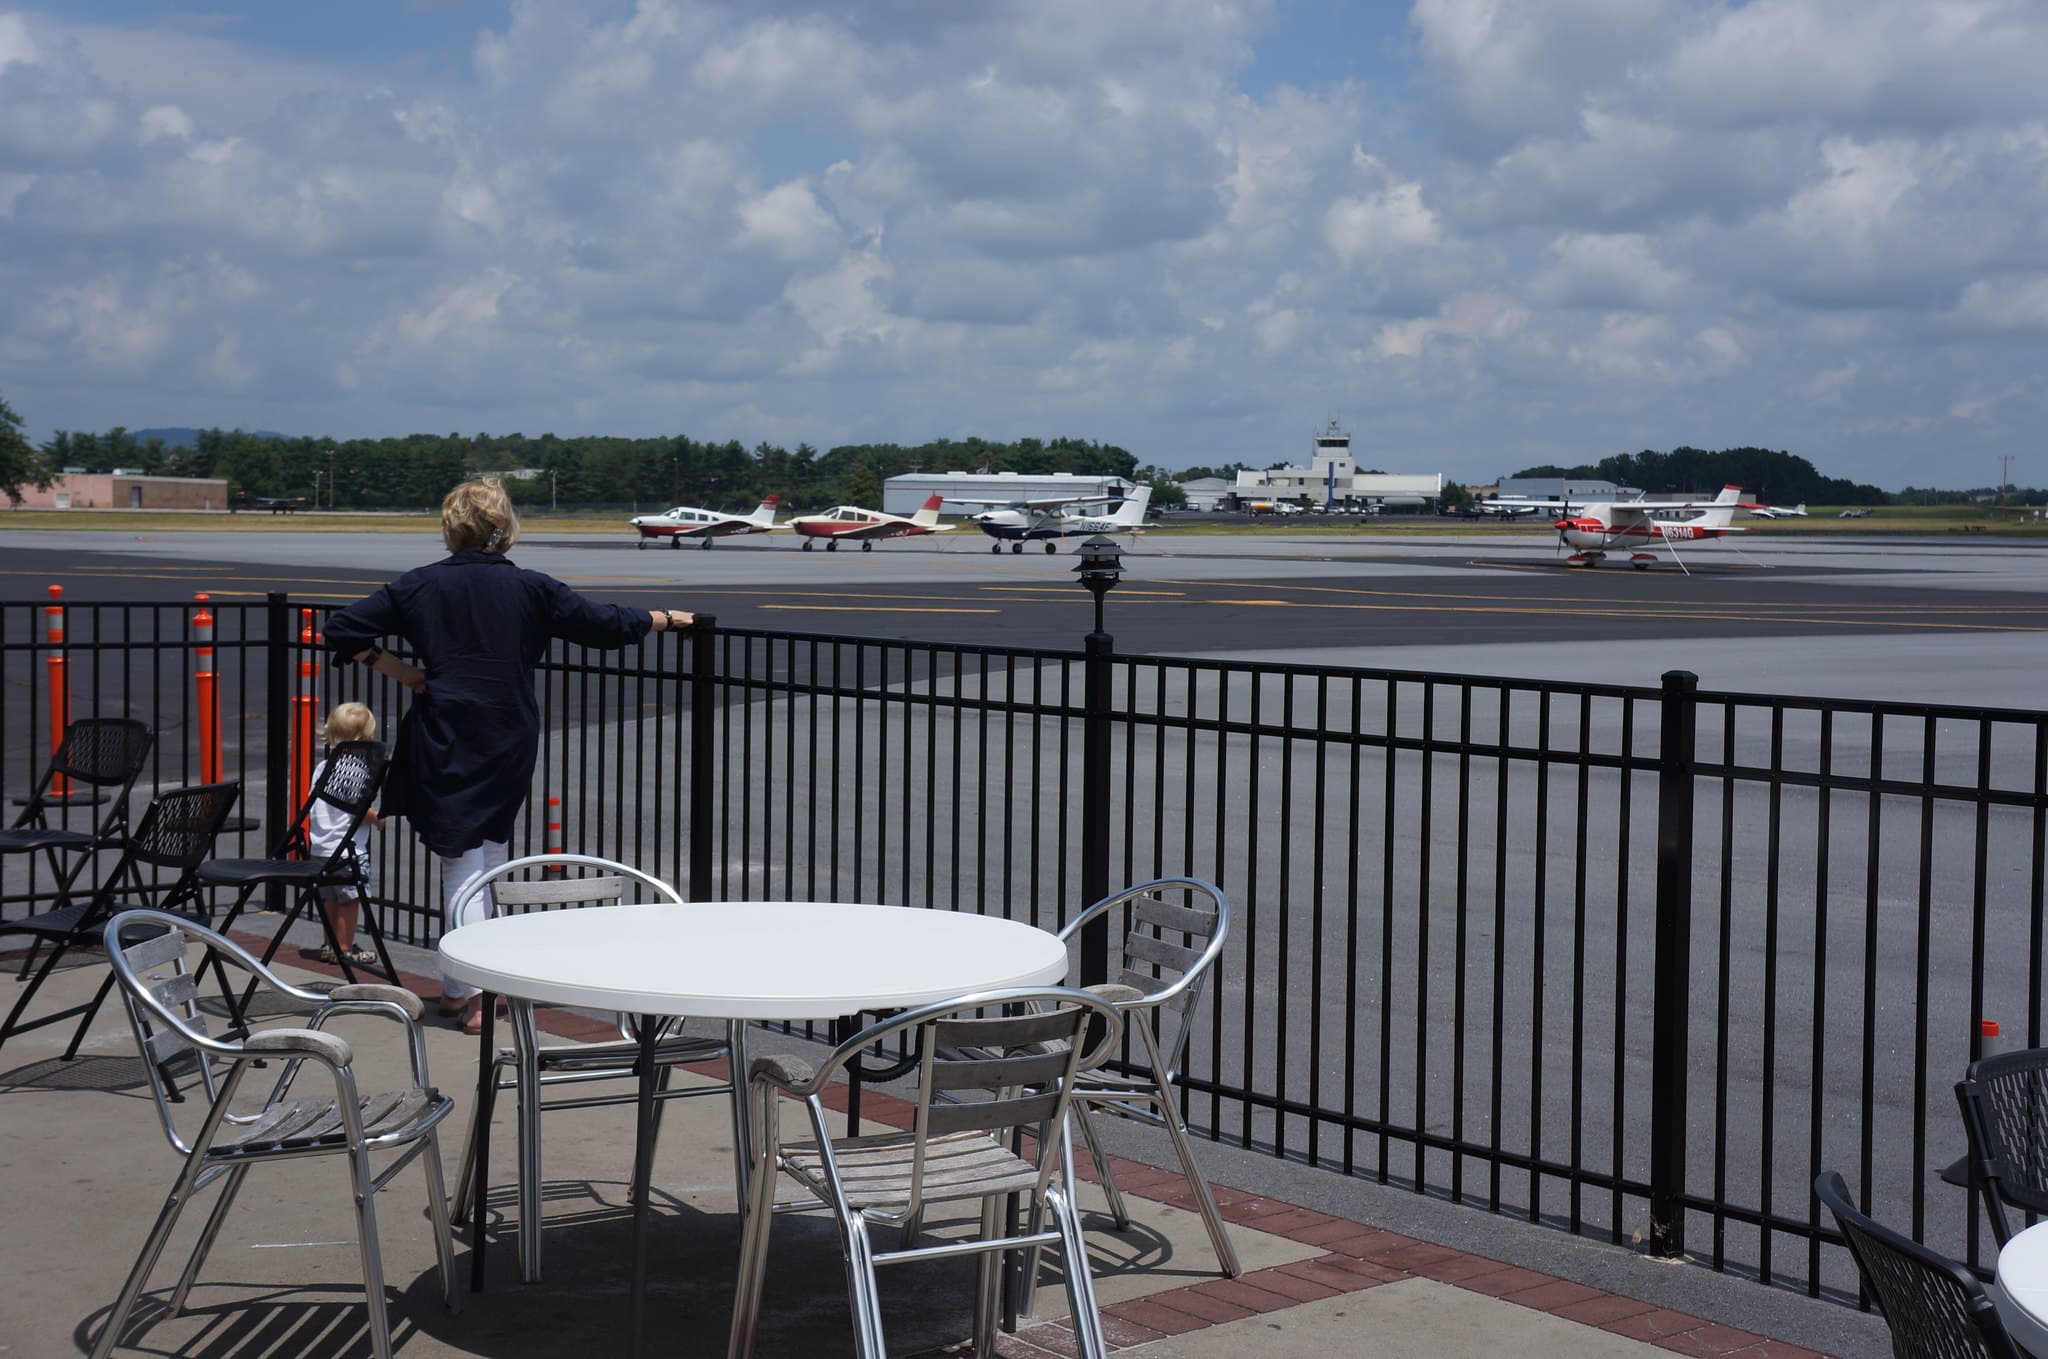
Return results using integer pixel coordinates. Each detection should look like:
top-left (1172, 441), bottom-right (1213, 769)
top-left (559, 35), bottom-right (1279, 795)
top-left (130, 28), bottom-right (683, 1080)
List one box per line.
top-left (725, 1020), bottom-right (752, 1211)
top-left (1154, 1089), bottom-right (1242, 1278)
top-left (1048, 1185), bottom-right (1108, 1359)
top-left (844, 1218), bottom-right (888, 1359)
top-left (449, 1065), bottom-right (504, 1227)
top-left (346, 1143), bottom-right (395, 1359)
top-left (1073, 1103), bottom-right (1129, 1229)
top-left (90, 1164), bottom-right (205, 1359)
top-left (169, 1164), bottom-right (249, 1316)
top-left (515, 1022), bottom-right (544, 1283)
top-left (356, 895), bottom-right (401, 984)
top-left (0, 935), bottom-right (71, 1050)
top-left (725, 1138), bottom-right (780, 1359)
top-left (419, 1127), bottom-right (460, 1313)
top-left (60, 968), bottom-right (121, 1060)
top-left (972, 1195), bottom-right (1005, 1359)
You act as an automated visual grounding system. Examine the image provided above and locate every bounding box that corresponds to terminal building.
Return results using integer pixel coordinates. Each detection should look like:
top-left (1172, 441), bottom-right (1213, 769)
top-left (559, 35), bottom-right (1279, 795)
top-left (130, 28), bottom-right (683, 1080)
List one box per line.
top-left (883, 470), bottom-right (1134, 515)
top-left (1231, 421), bottom-right (1443, 511)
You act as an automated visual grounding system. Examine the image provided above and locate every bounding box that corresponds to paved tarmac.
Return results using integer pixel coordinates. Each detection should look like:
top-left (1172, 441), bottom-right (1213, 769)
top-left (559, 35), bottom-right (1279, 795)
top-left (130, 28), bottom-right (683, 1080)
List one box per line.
top-left (2, 526), bottom-right (2045, 704)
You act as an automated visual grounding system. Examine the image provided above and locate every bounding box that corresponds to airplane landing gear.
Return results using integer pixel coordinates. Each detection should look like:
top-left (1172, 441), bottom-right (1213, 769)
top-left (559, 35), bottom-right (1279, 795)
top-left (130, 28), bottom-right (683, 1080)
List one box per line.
top-left (1565, 551), bottom-right (1605, 568)
top-left (802, 539), bottom-right (815, 551)
top-left (1011, 542), bottom-right (1024, 554)
top-left (1043, 541), bottom-right (1057, 554)
top-left (990, 542), bottom-right (1003, 554)
top-left (637, 538), bottom-right (649, 550)
top-left (861, 541), bottom-right (874, 552)
top-left (825, 539), bottom-right (837, 551)
top-left (701, 537), bottom-right (713, 549)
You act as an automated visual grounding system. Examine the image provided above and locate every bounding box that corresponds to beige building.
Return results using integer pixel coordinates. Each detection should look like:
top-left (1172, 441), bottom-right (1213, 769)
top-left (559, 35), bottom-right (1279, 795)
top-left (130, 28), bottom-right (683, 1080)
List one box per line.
top-left (13, 471), bottom-right (230, 511)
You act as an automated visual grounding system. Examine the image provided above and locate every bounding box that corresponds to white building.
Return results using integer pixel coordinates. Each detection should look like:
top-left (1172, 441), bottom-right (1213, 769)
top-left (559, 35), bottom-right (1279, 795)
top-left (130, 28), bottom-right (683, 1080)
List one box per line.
top-left (1177, 476), bottom-right (1234, 511)
top-left (883, 470), bottom-right (1134, 515)
top-left (1232, 421), bottom-right (1443, 511)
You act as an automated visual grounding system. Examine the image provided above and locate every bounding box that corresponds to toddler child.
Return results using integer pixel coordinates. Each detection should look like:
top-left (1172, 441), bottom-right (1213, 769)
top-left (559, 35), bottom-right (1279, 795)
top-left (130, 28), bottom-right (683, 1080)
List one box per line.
top-left (309, 702), bottom-right (384, 968)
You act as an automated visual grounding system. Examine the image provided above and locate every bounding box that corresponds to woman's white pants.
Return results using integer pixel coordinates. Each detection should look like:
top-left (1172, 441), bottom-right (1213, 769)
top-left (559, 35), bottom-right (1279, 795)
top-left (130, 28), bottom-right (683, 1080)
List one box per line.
top-left (438, 839), bottom-right (508, 1002)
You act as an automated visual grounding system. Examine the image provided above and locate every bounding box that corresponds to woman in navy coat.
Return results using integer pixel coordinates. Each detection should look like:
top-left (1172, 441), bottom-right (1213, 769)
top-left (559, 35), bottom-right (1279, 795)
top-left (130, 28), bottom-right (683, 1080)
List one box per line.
top-left (326, 477), bottom-right (694, 1030)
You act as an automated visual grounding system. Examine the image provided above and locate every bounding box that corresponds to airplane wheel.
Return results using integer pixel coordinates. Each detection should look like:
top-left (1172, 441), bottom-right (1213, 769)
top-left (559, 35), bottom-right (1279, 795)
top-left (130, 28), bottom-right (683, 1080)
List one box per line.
top-left (1011, 542), bottom-right (1024, 554)
top-left (802, 540), bottom-right (814, 551)
top-left (670, 536), bottom-right (682, 549)
top-left (826, 540), bottom-right (838, 551)
top-left (701, 538), bottom-right (712, 549)
top-left (862, 541), bottom-right (874, 552)
top-left (637, 539), bottom-right (647, 550)
top-left (1043, 541), bottom-right (1057, 555)
top-left (990, 543), bottom-right (1002, 554)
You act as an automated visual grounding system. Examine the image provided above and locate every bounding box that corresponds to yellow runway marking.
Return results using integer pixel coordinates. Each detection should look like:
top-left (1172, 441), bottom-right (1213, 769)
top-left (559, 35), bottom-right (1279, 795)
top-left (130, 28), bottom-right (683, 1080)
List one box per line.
top-left (1202, 598), bottom-right (2048, 631)
top-left (762, 605), bottom-right (1000, 615)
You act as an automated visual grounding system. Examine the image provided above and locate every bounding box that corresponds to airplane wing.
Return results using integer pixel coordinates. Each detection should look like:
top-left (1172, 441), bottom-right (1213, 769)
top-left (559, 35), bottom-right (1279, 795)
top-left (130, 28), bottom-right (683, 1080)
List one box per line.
top-left (950, 494), bottom-right (1123, 512)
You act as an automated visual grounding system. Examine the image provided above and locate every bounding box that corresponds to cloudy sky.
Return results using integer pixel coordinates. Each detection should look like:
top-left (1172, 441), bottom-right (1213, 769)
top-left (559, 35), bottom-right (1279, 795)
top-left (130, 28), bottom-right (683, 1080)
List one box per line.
top-left (1, 1), bottom-right (2042, 488)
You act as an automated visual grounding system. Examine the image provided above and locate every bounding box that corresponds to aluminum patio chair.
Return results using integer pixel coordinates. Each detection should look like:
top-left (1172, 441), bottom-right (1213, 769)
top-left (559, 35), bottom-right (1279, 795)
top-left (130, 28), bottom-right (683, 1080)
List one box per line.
top-left (92, 909), bottom-right (455, 1359)
top-left (446, 852), bottom-right (743, 1283)
top-left (1957, 1048), bottom-right (2048, 1247)
top-left (1059, 876), bottom-right (1241, 1278)
top-left (1814, 1170), bottom-right (2024, 1358)
top-left (0, 780), bottom-right (240, 1060)
top-left (201, 739), bottom-right (394, 990)
top-left (728, 986), bottom-right (1125, 1359)
top-left (0, 717), bottom-right (154, 920)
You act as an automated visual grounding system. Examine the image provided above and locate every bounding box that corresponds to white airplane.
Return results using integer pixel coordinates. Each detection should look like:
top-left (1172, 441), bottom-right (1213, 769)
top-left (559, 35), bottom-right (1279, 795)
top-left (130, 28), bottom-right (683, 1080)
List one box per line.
top-left (1471, 499), bottom-right (1546, 519)
top-left (1749, 502), bottom-right (1808, 519)
top-left (955, 485), bottom-right (1153, 554)
top-left (1553, 484), bottom-right (1748, 571)
top-left (630, 496), bottom-right (781, 549)
top-left (790, 494), bottom-right (952, 551)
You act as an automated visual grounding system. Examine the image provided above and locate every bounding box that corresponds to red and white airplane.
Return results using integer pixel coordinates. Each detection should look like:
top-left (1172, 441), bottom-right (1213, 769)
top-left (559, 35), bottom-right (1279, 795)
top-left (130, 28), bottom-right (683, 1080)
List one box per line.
top-left (1553, 485), bottom-right (1750, 570)
top-left (630, 496), bottom-right (781, 549)
top-left (790, 494), bottom-right (952, 551)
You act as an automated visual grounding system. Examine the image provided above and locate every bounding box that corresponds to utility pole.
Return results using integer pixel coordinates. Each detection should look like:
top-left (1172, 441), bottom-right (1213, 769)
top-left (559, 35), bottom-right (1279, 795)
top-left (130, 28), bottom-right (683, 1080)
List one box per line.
top-left (2000, 454), bottom-right (2014, 516)
top-left (326, 449), bottom-right (335, 509)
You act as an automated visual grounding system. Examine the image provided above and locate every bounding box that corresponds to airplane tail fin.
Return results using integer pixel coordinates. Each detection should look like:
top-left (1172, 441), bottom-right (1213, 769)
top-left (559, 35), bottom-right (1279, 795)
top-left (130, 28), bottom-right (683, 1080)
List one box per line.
top-left (749, 495), bottom-right (780, 525)
top-left (1793, 503), bottom-right (1806, 515)
top-left (1700, 485), bottom-right (1744, 530)
top-left (909, 494), bottom-right (945, 528)
top-left (1109, 484), bottom-right (1153, 528)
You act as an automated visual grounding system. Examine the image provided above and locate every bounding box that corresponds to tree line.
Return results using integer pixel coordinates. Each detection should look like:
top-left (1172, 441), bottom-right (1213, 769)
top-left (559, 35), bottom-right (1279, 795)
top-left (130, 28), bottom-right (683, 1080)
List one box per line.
top-left (17, 417), bottom-right (1142, 512)
top-left (1510, 447), bottom-right (1891, 505)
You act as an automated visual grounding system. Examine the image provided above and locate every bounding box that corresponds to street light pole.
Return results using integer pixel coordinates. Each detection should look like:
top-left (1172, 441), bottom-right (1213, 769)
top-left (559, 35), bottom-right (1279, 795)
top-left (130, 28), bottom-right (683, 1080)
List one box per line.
top-left (1072, 535), bottom-right (1125, 986)
top-left (549, 469), bottom-right (558, 511)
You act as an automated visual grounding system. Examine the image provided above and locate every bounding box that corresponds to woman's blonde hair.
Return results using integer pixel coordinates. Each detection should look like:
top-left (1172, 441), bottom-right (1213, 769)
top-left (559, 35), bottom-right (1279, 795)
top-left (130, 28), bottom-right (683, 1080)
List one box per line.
top-left (324, 701), bottom-right (377, 745)
top-left (442, 476), bottom-right (520, 554)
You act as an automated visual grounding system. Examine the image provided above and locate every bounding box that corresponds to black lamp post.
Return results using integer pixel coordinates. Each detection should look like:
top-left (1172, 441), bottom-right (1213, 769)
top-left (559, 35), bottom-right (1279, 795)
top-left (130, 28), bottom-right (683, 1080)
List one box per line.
top-left (1072, 535), bottom-right (1123, 988)
top-left (1072, 535), bottom-right (1124, 637)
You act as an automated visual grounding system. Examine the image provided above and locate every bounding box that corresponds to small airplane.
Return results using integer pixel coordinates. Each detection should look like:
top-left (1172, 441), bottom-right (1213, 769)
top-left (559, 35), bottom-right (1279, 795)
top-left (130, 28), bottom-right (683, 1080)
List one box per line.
top-left (1553, 485), bottom-right (1748, 571)
top-left (1469, 499), bottom-right (1547, 519)
top-left (232, 494), bottom-right (302, 514)
top-left (630, 496), bottom-right (781, 549)
top-left (790, 494), bottom-right (951, 551)
top-left (1748, 502), bottom-right (1807, 520)
top-left (957, 485), bottom-right (1153, 554)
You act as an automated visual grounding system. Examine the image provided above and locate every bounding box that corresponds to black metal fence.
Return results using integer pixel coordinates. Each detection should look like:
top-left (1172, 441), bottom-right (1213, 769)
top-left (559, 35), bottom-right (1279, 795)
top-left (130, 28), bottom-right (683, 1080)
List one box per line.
top-left (3, 592), bottom-right (2043, 1304)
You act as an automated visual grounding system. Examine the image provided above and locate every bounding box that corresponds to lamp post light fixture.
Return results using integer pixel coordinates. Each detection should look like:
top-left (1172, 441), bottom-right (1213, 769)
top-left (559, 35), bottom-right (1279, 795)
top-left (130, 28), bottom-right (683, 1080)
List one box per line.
top-left (1072, 535), bottom-right (1124, 636)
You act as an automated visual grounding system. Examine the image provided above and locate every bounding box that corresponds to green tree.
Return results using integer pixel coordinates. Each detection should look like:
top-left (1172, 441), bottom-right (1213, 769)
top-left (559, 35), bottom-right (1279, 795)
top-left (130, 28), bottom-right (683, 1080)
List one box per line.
top-left (0, 395), bottom-right (52, 503)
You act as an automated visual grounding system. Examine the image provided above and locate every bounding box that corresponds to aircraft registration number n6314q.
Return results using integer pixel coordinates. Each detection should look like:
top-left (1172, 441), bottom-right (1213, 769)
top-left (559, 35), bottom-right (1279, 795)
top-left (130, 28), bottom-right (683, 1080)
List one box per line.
top-left (788, 494), bottom-right (952, 552)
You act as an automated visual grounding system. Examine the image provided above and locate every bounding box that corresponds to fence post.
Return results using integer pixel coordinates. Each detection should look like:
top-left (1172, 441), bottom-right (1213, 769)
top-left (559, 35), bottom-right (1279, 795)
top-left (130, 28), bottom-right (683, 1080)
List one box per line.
top-left (265, 593), bottom-right (291, 912)
top-left (1649, 668), bottom-right (1699, 1259)
top-left (687, 615), bottom-right (717, 903)
top-left (1079, 628), bottom-right (1113, 985)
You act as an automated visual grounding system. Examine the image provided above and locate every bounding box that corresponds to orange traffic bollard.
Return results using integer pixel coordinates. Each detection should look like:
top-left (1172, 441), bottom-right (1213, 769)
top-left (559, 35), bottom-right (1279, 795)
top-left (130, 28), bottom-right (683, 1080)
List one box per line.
top-left (193, 593), bottom-right (220, 784)
top-left (290, 607), bottom-right (319, 828)
top-left (44, 585), bottom-right (71, 798)
top-left (544, 795), bottom-right (565, 875)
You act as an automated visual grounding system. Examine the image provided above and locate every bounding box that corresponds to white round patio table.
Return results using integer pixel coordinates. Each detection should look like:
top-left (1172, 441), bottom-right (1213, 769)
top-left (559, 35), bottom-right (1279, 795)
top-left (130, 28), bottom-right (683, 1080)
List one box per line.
top-left (1997, 1220), bottom-right (2048, 1355)
top-left (439, 900), bottom-right (1069, 1356)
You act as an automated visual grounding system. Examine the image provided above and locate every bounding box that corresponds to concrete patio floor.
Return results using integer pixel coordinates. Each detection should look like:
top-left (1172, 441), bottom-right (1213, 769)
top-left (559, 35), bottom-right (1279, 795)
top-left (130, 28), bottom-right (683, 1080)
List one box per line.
top-left (0, 933), bottom-right (1863, 1358)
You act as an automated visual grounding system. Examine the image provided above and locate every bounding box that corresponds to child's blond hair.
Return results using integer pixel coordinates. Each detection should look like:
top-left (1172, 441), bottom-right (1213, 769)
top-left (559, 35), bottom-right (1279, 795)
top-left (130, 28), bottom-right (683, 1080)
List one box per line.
top-left (324, 702), bottom-right (377, 745)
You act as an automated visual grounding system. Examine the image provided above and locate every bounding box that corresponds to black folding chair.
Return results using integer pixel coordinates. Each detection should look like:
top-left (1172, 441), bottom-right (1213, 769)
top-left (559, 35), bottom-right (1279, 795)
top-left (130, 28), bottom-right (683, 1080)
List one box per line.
top-left (0, 780), bottom-right (242, 1060)
top-left (1957, 1048), bottom-right (2048, 1247)
top-left (1815, 1170), bottom-right (2025, 1358)
top-left (0, 718), bottom-right (155, 933)
top-left (201, 740), bottom-right (394, 987)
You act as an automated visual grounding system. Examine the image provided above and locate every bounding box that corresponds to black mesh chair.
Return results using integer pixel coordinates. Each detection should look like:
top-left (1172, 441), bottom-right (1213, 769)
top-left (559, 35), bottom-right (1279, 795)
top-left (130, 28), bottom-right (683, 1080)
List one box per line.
top-left (1957, 1049), bottom-right (2048, 1246)
top-left (201, 740), bottom-right (394, 986)
top-left (0, 718), bottom-right (155, 923)
top-left (1815, 1170), bottom-right (2026, 1359)
top-left (0, 780), bottom-right (242, 1060)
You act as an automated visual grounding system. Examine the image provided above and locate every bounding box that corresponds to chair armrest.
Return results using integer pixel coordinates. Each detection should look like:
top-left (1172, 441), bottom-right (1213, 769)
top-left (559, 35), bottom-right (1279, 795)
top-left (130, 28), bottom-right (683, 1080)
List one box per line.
top-left (1084, 983), bottom-right (1147, 1007)
top-left (243, 1027), bottom-right (353, 1067)
top-left (749, 1053), bottom-right (817, 1093)
top-left (327, 984), bottom-right (424, 1021)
